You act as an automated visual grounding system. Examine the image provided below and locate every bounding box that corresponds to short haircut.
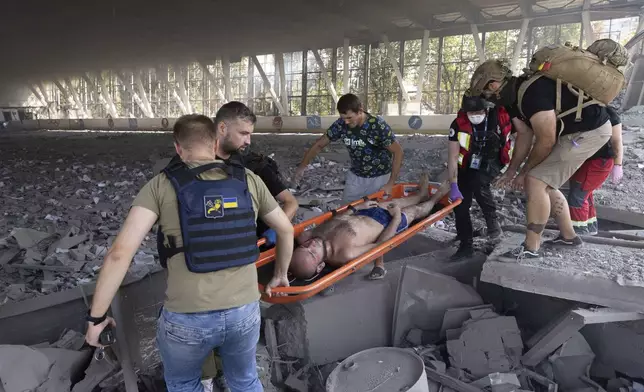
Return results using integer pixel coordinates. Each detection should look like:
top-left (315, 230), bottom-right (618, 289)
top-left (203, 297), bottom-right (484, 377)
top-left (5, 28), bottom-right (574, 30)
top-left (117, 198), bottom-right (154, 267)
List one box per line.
top-left (213, 101), bottom-right (257, 129)
top-left (172, 114), bottom-right (216, 149)
top-left (337, 93), bottom-right (363, 114)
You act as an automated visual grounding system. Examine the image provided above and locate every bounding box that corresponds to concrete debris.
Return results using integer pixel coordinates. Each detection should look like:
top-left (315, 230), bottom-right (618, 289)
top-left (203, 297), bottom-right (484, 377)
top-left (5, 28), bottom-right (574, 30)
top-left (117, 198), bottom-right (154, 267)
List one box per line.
top-left (446, 311), bottom-right (523, 378)
top-left (0, 345), bottom-right (52, 392)
top-left (52, 329), bottom-right (87, 351)
top-left (405, 328), bottom-right (424, 346)
top-left (71, 351), bottom-right (118, 392)
top-left (392, 265), bottom-right (483, 347)
top-left (471, 372), bottom-right (521, 392)
top-left (546, 332), bottom-right (595, 391)
top-left (10, 228), bottom-right (52, 249)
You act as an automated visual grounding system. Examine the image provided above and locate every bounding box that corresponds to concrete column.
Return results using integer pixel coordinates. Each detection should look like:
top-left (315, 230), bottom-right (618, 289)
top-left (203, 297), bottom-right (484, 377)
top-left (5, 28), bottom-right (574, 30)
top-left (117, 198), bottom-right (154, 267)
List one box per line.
top-left (134, 72), bottom-right (154, 117)
top-left (471, 24), bottom-right (486, 64)
top-left (313, 50), bottom-right (339, 105)
top-left (28, 84), bottom-right (47, 107)
top-left (382, 35), bottom-right (411, 102)
top-left (511, 18), bottom-right (531, 75)
top-left (154, 66), bottom-right (189, 115)
top-left (198, 62), bottom-right (226, 101)
top-left (64, 77), bottom-right (89, 118)
top-left (247, 57), bottom-right (255, 109)
top-left (436, 36), bottom-right (444, 113)
top-left (251, 55), bottom-right (285, 114)
top-left (276, 53), bottom-right (289, 114)
top-left (364, 44), bottom-right (371, 112)
top-left (177, 66), bottom-right (193, 113)
top-left (222, 56), bottom-right (232, 102)
top-left (343, 38), bottom-right (350, 95)
top-left (115, 72), bottom-right (154, 118)
top-left (301, 50), bottom-right (308, 115)
top-left (417, 30), bottom-right (429, 105)
top-left (581, 0), bottom-right (595, 46)
top-left (94, 73), bottom-right (118, 118)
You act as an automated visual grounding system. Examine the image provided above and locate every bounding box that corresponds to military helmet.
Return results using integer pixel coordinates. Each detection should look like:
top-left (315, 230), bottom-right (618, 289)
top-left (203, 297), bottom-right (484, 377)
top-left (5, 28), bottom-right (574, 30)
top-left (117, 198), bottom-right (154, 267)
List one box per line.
top-left (469, 59), bottom-right (512, 96)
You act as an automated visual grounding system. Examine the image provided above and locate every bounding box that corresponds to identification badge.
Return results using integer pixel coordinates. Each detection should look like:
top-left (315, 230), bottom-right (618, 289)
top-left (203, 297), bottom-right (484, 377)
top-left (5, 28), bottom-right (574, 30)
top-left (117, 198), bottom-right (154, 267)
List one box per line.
top-left (470, 154), bottom-right (482, 170)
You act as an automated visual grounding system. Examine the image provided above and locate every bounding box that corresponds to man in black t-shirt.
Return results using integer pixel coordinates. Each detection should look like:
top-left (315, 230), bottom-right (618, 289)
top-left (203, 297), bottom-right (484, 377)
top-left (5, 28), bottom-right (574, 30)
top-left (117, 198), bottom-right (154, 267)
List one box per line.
top-left (469, 60), bottom-right (612, 261)
top-left (567, 107), bottom-right (624, 235)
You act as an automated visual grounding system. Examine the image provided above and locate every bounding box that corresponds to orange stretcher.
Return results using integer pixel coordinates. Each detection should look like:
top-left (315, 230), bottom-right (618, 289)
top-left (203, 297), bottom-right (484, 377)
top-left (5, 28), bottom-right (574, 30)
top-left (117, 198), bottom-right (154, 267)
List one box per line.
top-left (253, 182), bottom-right (461, 304)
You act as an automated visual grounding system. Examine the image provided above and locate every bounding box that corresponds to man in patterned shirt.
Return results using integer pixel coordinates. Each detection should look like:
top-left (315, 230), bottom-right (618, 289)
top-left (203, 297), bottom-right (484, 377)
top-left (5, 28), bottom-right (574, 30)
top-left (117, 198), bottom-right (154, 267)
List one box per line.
top-left (294, 93), bottom-right (404, 279)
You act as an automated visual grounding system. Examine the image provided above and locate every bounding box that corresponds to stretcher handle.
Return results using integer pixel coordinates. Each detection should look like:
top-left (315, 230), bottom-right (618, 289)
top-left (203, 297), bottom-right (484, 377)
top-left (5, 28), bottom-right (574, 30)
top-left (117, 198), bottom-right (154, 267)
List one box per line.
top-left (259, 198), bottom-right (460, 299)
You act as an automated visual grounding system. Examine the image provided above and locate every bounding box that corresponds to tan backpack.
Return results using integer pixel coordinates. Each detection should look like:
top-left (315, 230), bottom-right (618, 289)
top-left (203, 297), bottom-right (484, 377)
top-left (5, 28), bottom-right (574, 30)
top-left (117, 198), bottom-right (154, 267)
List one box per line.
top-left (517, 39), bottom-right (627, 123)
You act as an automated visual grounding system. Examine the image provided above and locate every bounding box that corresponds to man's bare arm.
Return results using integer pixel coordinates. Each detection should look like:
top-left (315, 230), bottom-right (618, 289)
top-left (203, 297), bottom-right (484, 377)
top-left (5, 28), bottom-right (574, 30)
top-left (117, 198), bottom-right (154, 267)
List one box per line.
top-left (90, 206), bottom-right (158, 317)
top-left (385, 141), bottom-right (404, 185)
top-left (275, 189), bottom-right (299, 221)
top-left (520, 110), bottom-right (557, 174)
top-left (508, 117), bottom-right (535, 173)
top-left (612, 123), bottom-right (623, 165)
top-left (447, 141), bottom-right (460, 183)
top-left (296, 135), bottom-right (331, 171)
top-left (261, 206), bottom-right (295, 277)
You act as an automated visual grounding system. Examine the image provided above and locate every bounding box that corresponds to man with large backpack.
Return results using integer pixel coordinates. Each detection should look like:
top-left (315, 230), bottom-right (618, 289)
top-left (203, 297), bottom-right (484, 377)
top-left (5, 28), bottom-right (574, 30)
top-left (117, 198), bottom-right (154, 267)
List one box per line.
top-left (468, 39), bottom-right (627, 261)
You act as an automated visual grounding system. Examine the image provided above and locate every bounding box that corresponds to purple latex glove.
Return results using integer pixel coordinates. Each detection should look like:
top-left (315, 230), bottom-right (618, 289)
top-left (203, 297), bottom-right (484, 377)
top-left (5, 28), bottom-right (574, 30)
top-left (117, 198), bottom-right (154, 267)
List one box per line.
top-left (611, 164), bottom-right (623, 183)
top-left (449, 183), bottom-right (463, 202)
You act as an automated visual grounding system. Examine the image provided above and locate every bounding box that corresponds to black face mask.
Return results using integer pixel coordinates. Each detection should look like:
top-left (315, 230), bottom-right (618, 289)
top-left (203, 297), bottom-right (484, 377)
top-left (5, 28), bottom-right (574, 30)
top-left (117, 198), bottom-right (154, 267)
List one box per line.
top-left (487, 77), bottom-right (518, 109)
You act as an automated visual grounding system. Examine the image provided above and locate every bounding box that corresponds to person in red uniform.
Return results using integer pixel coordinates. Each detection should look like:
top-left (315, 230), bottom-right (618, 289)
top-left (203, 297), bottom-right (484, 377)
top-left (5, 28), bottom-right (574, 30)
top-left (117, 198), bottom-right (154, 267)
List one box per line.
top-left (447, 94), bottom-right (514, 259)
top-left (567, 106), bottom-right (624, 235)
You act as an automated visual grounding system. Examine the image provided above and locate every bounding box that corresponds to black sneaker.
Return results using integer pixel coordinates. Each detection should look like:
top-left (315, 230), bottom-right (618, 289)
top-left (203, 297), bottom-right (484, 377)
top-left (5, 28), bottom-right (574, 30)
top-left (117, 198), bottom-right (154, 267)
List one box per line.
top-left (450, 244), bottom-right (475, 260)
top-left (543, 235), bottom-right (583, 248)
top-left (497, 243), bottom-right (541, 262)
top-left (486, 221), bottom-right (502, 240)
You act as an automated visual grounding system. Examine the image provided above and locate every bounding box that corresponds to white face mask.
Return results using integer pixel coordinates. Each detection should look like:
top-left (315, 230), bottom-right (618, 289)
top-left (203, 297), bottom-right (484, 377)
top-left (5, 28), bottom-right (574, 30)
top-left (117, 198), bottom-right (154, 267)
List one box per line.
top-left (468, 114), bottom-right (486, 125)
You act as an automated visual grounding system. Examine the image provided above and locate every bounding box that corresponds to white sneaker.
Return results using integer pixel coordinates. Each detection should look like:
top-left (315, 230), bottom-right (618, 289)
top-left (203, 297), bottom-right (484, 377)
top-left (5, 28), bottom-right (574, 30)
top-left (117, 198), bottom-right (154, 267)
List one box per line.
top-left (202, 379), bottom-right (214, 392)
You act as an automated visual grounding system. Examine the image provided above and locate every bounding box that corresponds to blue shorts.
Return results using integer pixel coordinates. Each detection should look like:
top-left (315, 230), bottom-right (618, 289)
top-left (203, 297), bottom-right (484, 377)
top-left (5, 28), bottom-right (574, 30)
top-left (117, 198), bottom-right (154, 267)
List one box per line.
top-left (354, 207), bottom-right (409, 234)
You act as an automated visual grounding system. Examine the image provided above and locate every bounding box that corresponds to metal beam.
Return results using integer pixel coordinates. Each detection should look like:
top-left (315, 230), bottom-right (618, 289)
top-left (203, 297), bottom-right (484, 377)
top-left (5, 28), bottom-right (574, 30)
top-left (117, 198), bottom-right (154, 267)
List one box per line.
top-left (417, 30), bottom-right (429, 106)
top-left (275, 53), bottom-right (289, 114)
top-left (115, 71), bottom-right (154, 118)
top-left (251, 55), bottom-right (285, 114)
top-left (176, 66), bottom-right (193, 113)
top-left (511, 18), bottom-right (531, 74)
top-left (312, 50), bottom-right (339, 105)
top-left (471, 24), bottom-right (486, 64)
top-left (154, 66), bottom-right (189, 115)
top-left (222, 56), bottom-right (232, 102)
top-left (198, 62), bottom-right (226, 101)
top-left (343, 38), bottom-right (350, 95)
top-left (134, 71), bottom-right (155, 117)
top-left (382, 35), bottom-right (411, 102)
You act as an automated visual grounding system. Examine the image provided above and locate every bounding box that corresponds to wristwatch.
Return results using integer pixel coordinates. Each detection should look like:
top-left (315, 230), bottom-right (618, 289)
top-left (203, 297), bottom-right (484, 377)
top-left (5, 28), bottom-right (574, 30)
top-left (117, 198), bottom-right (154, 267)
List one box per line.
top-left (85, 309), bottom-right (107, 325)
top-left (348, 205), bottom-right (357, 213)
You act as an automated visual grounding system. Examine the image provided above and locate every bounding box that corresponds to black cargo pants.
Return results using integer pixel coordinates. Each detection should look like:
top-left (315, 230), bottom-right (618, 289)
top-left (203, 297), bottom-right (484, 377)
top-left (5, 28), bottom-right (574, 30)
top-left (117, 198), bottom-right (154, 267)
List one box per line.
top-left (454, 168), bottom-right (498, 245)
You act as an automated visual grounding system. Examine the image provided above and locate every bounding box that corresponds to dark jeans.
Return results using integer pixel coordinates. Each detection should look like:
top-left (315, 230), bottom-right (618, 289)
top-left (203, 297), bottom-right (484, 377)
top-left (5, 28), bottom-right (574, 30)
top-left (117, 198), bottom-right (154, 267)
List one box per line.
top-left (454, 169), bottom-right (498, 245)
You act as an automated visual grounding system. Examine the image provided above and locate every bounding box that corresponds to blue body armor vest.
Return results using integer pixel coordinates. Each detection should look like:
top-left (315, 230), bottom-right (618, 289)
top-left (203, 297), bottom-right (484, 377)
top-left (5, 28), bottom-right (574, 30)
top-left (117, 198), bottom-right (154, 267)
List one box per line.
top-left (156, 156), bottom-right (259, 273)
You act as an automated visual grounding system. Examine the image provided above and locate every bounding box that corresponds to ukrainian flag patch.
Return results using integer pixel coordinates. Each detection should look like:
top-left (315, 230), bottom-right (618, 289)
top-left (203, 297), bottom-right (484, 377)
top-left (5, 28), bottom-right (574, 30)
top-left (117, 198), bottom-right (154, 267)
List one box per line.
top-left (223, 197), bottom-right (238, 209)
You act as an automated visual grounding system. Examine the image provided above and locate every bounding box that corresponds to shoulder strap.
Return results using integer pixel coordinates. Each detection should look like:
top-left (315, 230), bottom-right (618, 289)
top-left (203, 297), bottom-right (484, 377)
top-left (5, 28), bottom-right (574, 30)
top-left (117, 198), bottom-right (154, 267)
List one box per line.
top-left (517, 74), bottom-right (542, 120)
top-left (164, 161), bottom-right (244, 188)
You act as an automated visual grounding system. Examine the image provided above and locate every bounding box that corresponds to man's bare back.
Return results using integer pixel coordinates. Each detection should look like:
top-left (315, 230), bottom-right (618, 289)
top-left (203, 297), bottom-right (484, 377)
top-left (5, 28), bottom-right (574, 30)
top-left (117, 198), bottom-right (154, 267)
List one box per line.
top-left (289, 175), bottom-right (450, 278)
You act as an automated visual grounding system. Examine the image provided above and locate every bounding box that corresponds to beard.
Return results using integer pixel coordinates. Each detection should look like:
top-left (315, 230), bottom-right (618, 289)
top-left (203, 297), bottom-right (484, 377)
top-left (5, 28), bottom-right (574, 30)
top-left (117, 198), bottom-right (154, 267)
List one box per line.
top-left (221, 136), bottom-right (246, 155)
top-left (487, 77), bottom-right (518, 109)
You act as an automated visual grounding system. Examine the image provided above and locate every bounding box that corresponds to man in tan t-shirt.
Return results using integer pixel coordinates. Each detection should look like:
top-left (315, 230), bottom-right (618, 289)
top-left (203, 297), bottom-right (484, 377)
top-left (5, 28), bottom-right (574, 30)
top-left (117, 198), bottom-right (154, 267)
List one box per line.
top-left (84, 107), bottom-right (294, 392)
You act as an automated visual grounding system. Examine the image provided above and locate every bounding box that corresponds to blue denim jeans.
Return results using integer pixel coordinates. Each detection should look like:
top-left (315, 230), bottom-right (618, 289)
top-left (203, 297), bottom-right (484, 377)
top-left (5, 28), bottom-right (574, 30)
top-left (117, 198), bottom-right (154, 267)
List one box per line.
top-left (156, 301), bottom-right (263, 392)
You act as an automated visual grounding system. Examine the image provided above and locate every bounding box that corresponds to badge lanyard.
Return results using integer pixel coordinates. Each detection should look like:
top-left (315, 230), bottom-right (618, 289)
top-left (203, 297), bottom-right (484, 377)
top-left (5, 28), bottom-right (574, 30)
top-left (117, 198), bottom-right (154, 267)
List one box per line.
top-left (472, 114), bottom-right (489, 154)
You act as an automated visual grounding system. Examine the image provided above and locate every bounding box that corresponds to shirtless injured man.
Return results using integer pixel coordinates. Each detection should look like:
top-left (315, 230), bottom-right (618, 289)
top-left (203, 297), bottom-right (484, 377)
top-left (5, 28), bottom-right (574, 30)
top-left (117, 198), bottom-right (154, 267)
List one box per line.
top-left (290, 174), bottom-right (449, 280)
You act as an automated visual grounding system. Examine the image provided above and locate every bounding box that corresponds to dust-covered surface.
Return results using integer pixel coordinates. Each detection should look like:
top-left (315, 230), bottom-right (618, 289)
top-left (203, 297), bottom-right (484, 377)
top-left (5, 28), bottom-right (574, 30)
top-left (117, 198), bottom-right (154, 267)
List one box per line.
top-left (490, 232), bottom-right (644, 285)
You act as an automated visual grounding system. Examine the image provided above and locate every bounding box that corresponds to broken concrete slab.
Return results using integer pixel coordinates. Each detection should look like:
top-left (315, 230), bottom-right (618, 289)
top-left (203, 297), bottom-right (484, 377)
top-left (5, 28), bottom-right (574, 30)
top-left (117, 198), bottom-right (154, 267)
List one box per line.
top-left (446, 313), bottom-right (523, 378)
top-left (482, 234), bottom-right (644, 312)
top-left (10, 228), bottom-right (52, 249)
top-left (548, 332), bottom-right (595, 391)
top-left (392, 265), bottom-right (483, 347)
top-left (0, 345), bottom-right (51, 392)
top-left (440, 304), bottom-right (494, 339)
top-left (37, 347), bottom-right (92, 391)
top-left (52, 329), bottom-right (87, 351)
top-left (71, 351), bottom-right (118, 392)
top-left (268, 252), bottom-right (485, 365)
top-left (0, 248), bottom-right (20, 265)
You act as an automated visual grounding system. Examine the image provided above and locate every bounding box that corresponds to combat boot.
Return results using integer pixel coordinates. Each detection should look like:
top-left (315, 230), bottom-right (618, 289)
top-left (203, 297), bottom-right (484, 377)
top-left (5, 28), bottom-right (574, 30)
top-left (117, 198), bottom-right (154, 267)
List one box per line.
top-left (450, 242), bottom-right (474, 261)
